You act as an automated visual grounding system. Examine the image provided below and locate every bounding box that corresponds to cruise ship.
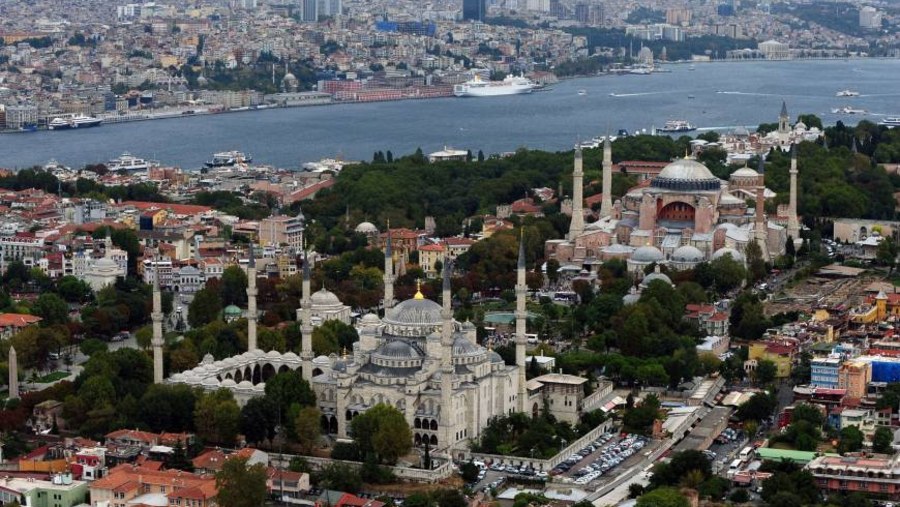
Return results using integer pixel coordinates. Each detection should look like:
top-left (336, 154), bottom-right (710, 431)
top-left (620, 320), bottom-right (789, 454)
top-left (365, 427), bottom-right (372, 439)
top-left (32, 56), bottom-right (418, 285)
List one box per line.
top-left (453, 75), bottom-right (535, 98)
top-left (658, 120), bottom-right (696, 133)
top-left (107, 153), bottom-right (155, 173)
top-left (832, 106), bottom-right (867, 115)
top-left (880, 117), bottom-right (900, 127)
top-left (205, 151), bottom-right (253, 168)
top-left (48, 114), bottom-right (103, 130)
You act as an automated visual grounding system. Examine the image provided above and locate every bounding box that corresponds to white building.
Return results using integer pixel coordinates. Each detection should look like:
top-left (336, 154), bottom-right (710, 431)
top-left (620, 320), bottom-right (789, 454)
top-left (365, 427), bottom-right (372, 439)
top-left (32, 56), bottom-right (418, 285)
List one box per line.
top-left (859, 6), bottom-right (882, 29)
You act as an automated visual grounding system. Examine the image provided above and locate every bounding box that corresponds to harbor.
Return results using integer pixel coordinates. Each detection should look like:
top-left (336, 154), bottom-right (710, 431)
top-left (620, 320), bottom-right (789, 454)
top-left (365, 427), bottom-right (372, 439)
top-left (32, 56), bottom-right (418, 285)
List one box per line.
top-left (4, 58), bottom-right (900, 169)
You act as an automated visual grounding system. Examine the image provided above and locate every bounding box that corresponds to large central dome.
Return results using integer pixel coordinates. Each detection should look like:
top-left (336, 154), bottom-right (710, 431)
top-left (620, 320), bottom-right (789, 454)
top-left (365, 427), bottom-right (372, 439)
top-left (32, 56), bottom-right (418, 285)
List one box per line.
top-left (382, 297), bottom-right (443, 328)
top-left (652, 158), bottom-right (721, 191)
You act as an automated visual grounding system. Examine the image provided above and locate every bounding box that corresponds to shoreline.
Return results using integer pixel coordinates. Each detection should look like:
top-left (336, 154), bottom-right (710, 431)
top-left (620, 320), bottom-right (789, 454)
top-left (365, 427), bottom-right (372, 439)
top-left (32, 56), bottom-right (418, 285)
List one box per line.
top-left (5, 56), bottom-right (896, 135)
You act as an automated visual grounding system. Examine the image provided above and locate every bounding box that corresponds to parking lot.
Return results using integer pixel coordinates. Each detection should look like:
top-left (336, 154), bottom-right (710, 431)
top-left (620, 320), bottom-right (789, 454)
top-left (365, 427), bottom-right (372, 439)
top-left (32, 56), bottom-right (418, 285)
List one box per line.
top-left (550, 432), bottom-right (649, 488)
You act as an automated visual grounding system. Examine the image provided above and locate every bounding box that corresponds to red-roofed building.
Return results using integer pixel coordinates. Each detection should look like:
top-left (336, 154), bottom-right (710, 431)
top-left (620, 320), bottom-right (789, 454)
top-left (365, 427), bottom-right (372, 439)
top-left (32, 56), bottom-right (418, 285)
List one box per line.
top-left (90, 464), bottom-right (217, 507)
top-left (614, 161), bottom-right (669, 181)
top-left (267, 468), bottom-right (310, 499)
top-left (684, 304), bottom-right (730, 337)
top-left (0, 313), bottom-right (42, 339)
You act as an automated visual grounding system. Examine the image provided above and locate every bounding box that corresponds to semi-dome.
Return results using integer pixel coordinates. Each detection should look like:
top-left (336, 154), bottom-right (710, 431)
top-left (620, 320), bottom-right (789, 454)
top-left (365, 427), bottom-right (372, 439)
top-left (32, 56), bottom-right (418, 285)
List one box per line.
top-left (632, 245), bottom-right (664, 263)
top-left (489, 350), bottom-right (504, 364)
top-left (652, 158), bottom-right (721, 191)
top-left (622, 287), bottom-right (641, 305)
top-left (672, 245), bottom-right (704, 262)
top-left (355, 222), bottom-right (379, 234)
top-left (360, 313), bottom-right (381, 326)
top-left (383, 297), bottom-right (443, 328)
top-left (311, 288), bottom-right (342, 306)
top-left (712, 247), bottom-right (744, 262)
top-left (374, 339), bottom-right (422, 359)
top-left (452, 335), bottom-right (483, 357)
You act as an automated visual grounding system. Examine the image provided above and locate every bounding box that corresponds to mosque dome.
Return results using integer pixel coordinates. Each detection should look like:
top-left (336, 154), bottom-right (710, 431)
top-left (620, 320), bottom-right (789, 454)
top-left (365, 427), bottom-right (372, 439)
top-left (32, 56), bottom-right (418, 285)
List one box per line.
top-left (355, 222), bottom-right (379, 235)
top-left (224, 305), bottom-right (242, 317)
top-left (632, 245), bottom-right (664, 263)
top-left (489, 350), bottom-right (504, 364)
top-left (374, 339), bottom-right (422, 359)
top-left (652, 158), bottom-right (721, 191)
top-left (311, 288), bottom-right (342, 307)
top-left (731, 167), bottom-right (759, 179)
top-left (622, 287), bottom-right (641, 306)
top-left (672, 245), bottom-right (705, 263)
top-left (712, 247), bottom-right (744, 262)
top-left (383, 296), bottom-right (443, 328)
top-left (733, 126), bottom-right (750, 137)
top-left (452, 336), bottom-right (483, 358)
top-left (641, 270), bottom-right (673, 288)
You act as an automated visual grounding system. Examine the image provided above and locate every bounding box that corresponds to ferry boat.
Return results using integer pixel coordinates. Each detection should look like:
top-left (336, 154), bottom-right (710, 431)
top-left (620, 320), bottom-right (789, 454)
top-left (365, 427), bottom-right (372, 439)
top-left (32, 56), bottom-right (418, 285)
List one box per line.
top-left (48, 114), bottom-right (103, 130)
top-left (831, 106), bottom-right (867, 115)
top-left (658, 120), bottom-right (696, 133)
top-left (205, 151), bottom-right (252, 168)
top-left (453, 75), bottom-right (535, 97)
top-left (108, 153), bottom-right (154, 173)
top-left (880, 117), bottom-right (900, 127)
top-left (835, 89), bottom-right (860, 97)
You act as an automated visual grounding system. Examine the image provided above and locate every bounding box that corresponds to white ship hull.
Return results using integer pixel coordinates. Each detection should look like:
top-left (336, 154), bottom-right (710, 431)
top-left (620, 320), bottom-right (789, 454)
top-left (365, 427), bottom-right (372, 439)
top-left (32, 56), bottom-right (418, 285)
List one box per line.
top-left (454, 75), bottom-right (536, 98)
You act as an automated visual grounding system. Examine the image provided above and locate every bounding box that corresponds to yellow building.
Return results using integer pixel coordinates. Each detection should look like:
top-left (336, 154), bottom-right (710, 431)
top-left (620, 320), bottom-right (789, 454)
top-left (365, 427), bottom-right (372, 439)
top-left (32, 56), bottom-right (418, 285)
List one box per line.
top-left (418, 243), bottom-right (445, 276)
top-left (849, 291), bottom-right (887, 324)
top-left (747, 341), bottom-right (795, 378)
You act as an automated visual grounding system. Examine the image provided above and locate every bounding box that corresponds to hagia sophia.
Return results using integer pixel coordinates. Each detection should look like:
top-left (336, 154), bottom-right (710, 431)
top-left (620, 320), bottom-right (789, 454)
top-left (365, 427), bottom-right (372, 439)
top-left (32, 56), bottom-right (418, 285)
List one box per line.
top-left (546, 107), bottom-right (802, 277)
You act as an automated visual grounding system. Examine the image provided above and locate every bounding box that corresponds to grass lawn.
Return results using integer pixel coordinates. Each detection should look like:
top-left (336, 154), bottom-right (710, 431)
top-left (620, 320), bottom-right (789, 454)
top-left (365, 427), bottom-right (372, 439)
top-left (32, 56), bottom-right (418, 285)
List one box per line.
top-left (35, 371), bottom-right (70, 383)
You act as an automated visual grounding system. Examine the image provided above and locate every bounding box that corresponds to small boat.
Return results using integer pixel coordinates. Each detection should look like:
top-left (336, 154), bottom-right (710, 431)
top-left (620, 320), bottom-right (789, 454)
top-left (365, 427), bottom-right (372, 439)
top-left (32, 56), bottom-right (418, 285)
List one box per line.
top-left (688, 64), bottom-right (696, 71)
top-left (658, 120), bottom-right (696, 133)
top-left (831, 106), bottom-right (867, 115)
top-left (835, 89), bottom-right (860, 97)
top-left (578, 89), bottom-right (587, 96)
top-left (205, 151), bottom-right (252, 167)
top-left (687, 95), bottom-right (695, 99)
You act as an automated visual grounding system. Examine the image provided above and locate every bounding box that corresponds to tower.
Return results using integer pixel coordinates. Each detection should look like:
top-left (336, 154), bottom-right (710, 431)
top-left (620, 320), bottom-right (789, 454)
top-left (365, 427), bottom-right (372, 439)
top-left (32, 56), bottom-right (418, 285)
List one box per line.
top-left (568, 147), bottom-right (585, 240)
top-left (600, 136), bottom-right (613, 218)
top-left (151, 265), bottom-right (164, 384)
top-left (778, 100), bottom-right (789, 135)
top-left (383, 227), bottom-right (395, 312)
top-left (300, 250), bottom-right (314, 382)
top-left (515, 233), bottom-right (528, 413)
top-left (755, 154), bottom-right (770, 261)
top-left (787, 145), bottom-right (801, 243)
top-left (8, 346), bottom-right (18, 400)
top-left (246, 245), bottom-right (258, 351)
top-left (440, 262), bottom-right (453, 448)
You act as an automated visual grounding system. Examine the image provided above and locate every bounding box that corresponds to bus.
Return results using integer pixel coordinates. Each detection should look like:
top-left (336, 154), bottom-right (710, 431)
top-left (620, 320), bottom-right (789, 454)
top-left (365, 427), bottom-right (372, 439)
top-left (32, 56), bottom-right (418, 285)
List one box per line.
top-left (739, 446), bottom-right (754, 463)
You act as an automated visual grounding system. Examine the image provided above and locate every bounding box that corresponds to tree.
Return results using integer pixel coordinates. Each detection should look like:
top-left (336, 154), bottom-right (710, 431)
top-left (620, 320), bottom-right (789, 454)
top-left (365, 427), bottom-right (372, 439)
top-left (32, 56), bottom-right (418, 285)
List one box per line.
top-left (264, 370), bottom-right (316, 419)
top-left (57, 276), bottom-right (92, 303)
top-left (189, 287), bottom-right (222, 328)
top-left (838, 425), bottom-right (864, 454)
top-left (872, 426), bottom-right (894, 454)
top-left (311, 320), bottom-right (358, 355)
top-left (350, 403), bottom-right (412, 464)
top-left (744, 241), bottom-right (767, 284)
top-left (240, 397), bottom-right (277, 445)
top-left (460, 462), bottom-right (479, 482)
top-left (138, 384), bottom-right (196, 432)
top-left (729, 489), bottom-right (749, 503)
top-left (216, 457), bottom-right (268, 507)
top-left (628, 484), bottom-right (645, 499)
top-left (33, 293), bottom-right (69, 326)
top-left (735, 392), bottom-right (777, 422)
top-left (221, 266), bottom-right (248, 306)
top-left (636, 487), bottom-right (690, 507)
top-left (294, 406), bottom-right (322, 454)
top-left (194, 389), bottom-right (241, 445)
top-left (754, 359), bottom-right (778, 385)
top-left (877, 236), bottom-right (898, 274)
top-left (318, 462), bottom-right (362, 493)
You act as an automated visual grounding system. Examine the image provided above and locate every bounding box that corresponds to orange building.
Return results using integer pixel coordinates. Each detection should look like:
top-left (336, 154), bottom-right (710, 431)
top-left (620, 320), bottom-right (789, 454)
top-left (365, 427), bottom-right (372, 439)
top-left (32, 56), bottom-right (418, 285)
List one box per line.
top-left (89, 464), bottom-right (217, 507)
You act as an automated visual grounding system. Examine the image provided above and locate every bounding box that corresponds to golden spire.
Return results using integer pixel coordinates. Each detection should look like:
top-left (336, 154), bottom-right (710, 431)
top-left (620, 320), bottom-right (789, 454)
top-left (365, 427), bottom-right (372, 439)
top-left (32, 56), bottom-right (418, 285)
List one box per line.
top-left (414, 279), bottom-right (424, 299)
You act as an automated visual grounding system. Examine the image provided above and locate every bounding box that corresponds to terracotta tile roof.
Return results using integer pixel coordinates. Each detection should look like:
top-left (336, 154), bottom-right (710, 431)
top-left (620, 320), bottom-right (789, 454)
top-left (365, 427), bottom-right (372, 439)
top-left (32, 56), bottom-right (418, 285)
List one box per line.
top-left (0, 313), bottom-right (42, 328)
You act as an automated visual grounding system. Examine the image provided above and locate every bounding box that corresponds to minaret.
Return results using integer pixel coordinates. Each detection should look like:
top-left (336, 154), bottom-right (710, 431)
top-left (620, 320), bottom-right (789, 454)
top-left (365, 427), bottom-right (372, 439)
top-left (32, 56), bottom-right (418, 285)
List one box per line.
top-left (600, 136), bottom-right (613, 218)
top-left (515, 233), bottom-right (528, 413)
top-left (246, 245), bottom-right (258, 351)
top-left (300, 250), bottom-right (314, 382)
top-left (778, 100), bottom-right (789, 135)
top-left (383, 226), bottom-right (395, 312)
top-left (787, 145), bottom-right (801, 243)
top-left (440, 262), bottom-right (453, 448)
top-left (151, 266), bottom-right (164, 384)
top-left (755, 154), bottom-right (770, 261)
top-left (8, 346), bottom-right (18, 400)
top-left (568, 147), bottom-right (585, 240)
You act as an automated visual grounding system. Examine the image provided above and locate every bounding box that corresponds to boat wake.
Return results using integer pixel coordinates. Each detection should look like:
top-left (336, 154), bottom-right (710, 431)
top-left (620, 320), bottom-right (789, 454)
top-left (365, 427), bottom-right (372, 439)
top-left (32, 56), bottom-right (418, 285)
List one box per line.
top-left (609, 90), bottom-right (685, 97)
